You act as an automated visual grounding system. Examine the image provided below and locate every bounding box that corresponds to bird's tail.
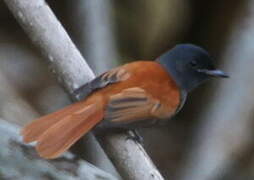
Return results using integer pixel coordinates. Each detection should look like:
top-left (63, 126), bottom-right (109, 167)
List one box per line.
top-left (21, 96), bottom-right (104, 159)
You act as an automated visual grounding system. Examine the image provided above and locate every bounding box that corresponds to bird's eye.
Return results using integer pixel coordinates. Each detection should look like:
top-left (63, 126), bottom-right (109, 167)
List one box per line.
top-left (190, 60), bottom-right (198, 68)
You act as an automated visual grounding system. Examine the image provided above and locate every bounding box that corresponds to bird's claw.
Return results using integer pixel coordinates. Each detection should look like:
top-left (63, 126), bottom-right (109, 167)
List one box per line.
top-left (126, 130), bottom-right (144, 145)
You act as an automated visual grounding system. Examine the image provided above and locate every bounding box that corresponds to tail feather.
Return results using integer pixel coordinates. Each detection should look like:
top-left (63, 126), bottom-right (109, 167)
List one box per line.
top-left (21, 101), bottom-right (87, 143)
top-left (36, 104), bottom-right (103, 159)
top-left (21, 99), bottom-right (104, 159)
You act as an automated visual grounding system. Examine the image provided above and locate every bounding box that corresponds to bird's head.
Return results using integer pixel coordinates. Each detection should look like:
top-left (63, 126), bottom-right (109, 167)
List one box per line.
top-left (157, 44), bottom-right (229, 92)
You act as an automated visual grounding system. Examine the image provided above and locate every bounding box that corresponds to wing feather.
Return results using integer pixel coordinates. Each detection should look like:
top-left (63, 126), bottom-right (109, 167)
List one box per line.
top-left (73, 67), bottom-right (130, 100)
top-left (105, 87), bottom-right (165, 124)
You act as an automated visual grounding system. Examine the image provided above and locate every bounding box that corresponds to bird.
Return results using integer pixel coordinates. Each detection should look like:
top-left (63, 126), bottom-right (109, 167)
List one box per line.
top-left (21, 44), bottom-right (229, 159)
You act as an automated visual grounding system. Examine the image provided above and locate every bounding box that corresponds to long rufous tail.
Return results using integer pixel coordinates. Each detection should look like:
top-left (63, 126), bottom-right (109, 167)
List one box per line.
top-left (21, 98), bottom-right (104, 159)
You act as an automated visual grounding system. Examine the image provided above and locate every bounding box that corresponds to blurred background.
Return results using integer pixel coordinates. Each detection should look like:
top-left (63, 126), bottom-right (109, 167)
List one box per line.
top-left (1, 0), bottom-right (254, 179)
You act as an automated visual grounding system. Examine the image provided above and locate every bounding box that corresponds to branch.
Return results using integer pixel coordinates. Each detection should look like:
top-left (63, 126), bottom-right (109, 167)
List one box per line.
top-left (3, 0), bottom-right (164, 179)
top-left (4, 0), bottom-right (94, 94)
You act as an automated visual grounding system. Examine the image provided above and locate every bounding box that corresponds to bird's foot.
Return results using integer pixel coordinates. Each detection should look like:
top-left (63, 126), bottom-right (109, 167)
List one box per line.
top-left (126, 130), bottom-right (144, 145)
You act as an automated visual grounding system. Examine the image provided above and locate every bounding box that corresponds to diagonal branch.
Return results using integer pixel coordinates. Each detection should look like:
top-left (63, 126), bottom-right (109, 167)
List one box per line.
top-left (3, 0), bottom-right (164, 179)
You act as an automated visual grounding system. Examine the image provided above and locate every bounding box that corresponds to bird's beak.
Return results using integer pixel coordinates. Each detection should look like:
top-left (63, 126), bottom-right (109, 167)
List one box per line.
top-left (197, 69), bottom-right (229, 78)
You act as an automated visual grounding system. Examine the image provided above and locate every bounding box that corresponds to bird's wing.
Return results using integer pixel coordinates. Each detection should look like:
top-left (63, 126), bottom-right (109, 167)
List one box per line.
top-left (104, 87), bottom-right (170, 124)
top-left (73, 67), bottom-right (130, 100)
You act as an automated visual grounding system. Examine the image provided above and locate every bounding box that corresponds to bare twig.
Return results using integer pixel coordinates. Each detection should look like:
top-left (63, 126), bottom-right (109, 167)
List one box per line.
top-left (4, 0), bottom-right (94, 94)
top-left (3, 0), bottom-right (164, 179)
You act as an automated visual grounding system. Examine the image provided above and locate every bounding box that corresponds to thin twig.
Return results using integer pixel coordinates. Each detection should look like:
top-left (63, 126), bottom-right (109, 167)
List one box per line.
top-left (3, 0), bottom-right (164, 179)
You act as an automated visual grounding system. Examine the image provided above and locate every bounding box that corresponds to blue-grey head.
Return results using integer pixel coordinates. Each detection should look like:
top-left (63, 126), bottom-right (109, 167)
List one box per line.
top-left (157, 44), bottom-right (229, 92)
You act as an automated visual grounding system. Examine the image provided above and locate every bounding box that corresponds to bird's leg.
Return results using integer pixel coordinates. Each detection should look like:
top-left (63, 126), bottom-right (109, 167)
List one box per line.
top-left (94, 123), bottom-right (144, 144)
top-left (126, 129), bottom-right (144, 145)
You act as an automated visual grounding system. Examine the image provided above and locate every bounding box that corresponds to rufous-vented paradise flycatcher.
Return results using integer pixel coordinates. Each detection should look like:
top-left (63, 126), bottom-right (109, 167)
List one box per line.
top-left (22, 44), bottom-right (229, 159)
